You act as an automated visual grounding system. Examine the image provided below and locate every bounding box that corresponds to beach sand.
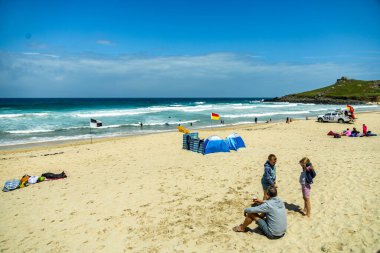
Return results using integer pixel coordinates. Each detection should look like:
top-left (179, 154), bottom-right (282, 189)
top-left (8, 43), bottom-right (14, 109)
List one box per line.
top-left (1, 112), bottom-right (379, 252)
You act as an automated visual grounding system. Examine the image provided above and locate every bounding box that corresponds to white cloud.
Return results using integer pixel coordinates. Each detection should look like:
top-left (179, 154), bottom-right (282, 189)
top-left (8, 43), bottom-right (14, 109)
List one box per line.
top-left (96, 40), bottom-right (115, 46)
top-left (0, 52), bottom-right (379, 97)
top-left (22, 52), bottom-right (60, 58)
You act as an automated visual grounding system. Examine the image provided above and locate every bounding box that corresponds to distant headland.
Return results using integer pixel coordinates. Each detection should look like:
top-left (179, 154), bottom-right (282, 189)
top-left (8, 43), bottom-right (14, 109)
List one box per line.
top-left (267, 77), bottom-right (380, 104)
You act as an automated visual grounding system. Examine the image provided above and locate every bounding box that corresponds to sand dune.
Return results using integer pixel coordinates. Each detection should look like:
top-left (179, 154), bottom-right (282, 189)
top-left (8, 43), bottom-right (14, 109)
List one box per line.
top-left (1, 112), bottom-right (379, 252)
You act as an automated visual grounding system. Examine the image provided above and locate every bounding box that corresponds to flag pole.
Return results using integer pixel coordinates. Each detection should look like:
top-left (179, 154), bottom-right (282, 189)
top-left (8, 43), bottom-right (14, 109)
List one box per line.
top-left (90, 123), bottom-right (92, 144)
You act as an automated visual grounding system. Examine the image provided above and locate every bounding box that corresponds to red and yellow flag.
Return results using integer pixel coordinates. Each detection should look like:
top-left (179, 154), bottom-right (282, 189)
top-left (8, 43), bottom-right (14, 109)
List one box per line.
top-left (211, 112), bottom-right (220, 120)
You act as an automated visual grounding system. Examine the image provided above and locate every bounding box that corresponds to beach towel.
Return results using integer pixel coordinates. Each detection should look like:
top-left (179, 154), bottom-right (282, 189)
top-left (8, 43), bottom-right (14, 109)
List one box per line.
top-left (327, 131), bottom-right (336, 136)
top-left (2, 179), bottom-right (20, 192)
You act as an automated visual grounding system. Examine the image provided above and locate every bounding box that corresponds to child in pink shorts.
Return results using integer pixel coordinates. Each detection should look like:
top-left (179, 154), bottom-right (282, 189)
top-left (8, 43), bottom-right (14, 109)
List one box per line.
top-left (299, 157), bottom-right (316, 217)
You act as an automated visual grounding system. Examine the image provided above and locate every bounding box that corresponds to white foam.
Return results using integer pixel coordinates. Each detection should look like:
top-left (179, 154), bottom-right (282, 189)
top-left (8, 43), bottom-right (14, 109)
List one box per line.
top-left (223, 111), bottom-right (310, 118)
top-left (0, 114), bottom-right (23, 118)
top-left (138, 120), bottom-right (199, 126)
top-left (0, 112), bottom-right (48, 118)
top-left (59, 120), bottom-right (200, 130)
top-left (309, 108), bottom-right (330, 112)
top-left (256, 103), bottom-right (298, 108)
top-left (354, 105), bottom-right (380, 109)
top-left (6, 129), bottom-right (54, 134)
top-left (73, 110), bottom-right (150, 118)
top-left (148, 105), bottom-right (213, 113)
top-left (231, 105), bottom-right (258, 110)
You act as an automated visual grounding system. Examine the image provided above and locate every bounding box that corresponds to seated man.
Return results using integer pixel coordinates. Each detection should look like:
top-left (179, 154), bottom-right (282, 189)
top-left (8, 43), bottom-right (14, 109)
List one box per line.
top-left (233, 186), bottom-right (287, 239)
top-left (351, 127), bottom-right (360, 137)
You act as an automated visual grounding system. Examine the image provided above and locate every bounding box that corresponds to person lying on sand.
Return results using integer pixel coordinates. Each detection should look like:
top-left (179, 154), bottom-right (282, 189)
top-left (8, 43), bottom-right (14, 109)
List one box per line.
top-left (233, 186), bottom-right (287, 239)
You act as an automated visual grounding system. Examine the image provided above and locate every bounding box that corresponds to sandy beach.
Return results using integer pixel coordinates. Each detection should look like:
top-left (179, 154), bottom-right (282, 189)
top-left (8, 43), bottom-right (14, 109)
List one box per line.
top-left (1, 112), bottom-right (379, 253)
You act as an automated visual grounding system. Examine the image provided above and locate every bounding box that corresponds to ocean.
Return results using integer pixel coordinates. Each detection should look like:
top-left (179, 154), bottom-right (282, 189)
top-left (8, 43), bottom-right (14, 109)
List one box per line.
top-left (0, 98), bottom-right (379, 147)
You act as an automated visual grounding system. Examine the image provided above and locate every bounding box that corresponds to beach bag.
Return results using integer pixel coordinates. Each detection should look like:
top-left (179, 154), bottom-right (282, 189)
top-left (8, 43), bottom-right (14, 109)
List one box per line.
top-left (2, 179), bottom-right (20, 192)
top-left (20, 175), bottom-right (30, 183)
top-left (28, 176), bottom-right (39, 184)
top-left (20, 175), bottom-right (30, 188)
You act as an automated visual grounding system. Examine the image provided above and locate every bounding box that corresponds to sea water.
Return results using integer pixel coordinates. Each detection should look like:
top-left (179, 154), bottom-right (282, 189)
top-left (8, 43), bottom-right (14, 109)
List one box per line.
top-left (0, 98), bottom-right (379, 147)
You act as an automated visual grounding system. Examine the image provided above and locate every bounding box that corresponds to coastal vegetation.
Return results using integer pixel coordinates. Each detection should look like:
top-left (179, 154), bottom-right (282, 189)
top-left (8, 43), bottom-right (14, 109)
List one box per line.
top-left (272, 77), bottom-right (380, 104)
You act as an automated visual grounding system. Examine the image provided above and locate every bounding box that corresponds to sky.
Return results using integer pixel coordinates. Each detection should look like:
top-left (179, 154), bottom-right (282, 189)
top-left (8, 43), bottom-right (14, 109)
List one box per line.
top-left (0, 0), bottom-right (380, 98)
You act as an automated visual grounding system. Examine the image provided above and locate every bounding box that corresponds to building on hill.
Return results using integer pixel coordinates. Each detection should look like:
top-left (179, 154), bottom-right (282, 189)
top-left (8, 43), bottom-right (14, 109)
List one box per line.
top-left (337, 76), bottom-right (348, 83)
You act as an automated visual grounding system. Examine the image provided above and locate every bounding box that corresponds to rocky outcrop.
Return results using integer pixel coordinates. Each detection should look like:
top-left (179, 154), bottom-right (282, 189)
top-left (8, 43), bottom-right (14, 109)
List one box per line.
top-left (267, 77), bottom-right (380, 104)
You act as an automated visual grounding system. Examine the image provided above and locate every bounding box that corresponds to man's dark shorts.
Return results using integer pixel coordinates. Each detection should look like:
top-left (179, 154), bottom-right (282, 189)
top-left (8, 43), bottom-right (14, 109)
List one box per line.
top-left (256, 218), bottom-right (285, 240)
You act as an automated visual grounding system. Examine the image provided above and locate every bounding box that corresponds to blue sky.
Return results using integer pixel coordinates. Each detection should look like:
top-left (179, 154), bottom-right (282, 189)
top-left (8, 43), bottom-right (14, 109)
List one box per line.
top-left (0, 0), bottom-right (379, 97)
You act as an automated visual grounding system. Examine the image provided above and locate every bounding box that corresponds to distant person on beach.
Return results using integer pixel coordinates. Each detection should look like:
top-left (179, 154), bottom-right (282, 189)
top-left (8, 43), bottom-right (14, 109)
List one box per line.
top-left (345, 128), bottom-right (351, 136)
top-left (261, 154), bottom-right (277, 200)
top-left (362, 124), bottom-right (368, 136)
top-left (255, 117), bottom-right (258, 124)
top-left (270, 118), bottom-right (272, 123)
top-left (352, 127), bottom-right (359, 136)
top-left (286, 117), bottom-right (289, 123)
top-left (139, 122), bottom-right (143, 128)
top-left (190, 122), bottom-right (193, 127)
top-left (299, 157), bottom-right (316, 217)
top-left (232, 186), bottom-right (287, 239)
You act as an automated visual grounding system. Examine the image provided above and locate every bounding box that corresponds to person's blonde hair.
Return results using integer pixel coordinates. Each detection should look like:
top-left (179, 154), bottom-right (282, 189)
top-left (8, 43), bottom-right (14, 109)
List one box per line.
top-left (299, 157), bottom-right (310, 164)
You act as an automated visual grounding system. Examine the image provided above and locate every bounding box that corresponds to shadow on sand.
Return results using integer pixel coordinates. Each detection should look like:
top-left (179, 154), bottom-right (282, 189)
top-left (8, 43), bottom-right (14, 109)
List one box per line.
top-left (246, 226), bottom-right (265, 236)
top-left (284, 202), bottom-right (304, 215)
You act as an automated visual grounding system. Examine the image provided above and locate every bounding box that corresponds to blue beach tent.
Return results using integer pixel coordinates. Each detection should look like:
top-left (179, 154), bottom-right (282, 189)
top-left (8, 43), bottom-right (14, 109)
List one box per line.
top-left (204, 135), bottom-right (230, 155)
top-left (226, 133), bottom-right (246, 151)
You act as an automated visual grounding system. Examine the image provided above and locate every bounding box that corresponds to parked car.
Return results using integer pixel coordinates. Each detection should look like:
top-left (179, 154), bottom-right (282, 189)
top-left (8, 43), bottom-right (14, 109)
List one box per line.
top-left (317, 110), bottom-right (354, 123)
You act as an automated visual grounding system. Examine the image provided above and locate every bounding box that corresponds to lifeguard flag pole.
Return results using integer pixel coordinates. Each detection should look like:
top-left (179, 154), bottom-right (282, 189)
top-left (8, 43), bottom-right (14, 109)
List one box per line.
top-left (211, 113), bottom-right (220, 129)
top-left (89, 121), bottom-right (92, 144)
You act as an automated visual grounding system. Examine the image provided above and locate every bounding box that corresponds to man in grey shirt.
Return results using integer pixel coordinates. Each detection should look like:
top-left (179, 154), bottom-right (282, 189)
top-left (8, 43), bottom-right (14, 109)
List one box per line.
top-left (233, 186), bottom-right (287, 239)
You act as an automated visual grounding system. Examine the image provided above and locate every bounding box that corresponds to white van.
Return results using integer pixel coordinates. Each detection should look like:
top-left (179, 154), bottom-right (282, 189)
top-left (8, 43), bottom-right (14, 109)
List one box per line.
top-left (317, 110), bottom-right (354, 123)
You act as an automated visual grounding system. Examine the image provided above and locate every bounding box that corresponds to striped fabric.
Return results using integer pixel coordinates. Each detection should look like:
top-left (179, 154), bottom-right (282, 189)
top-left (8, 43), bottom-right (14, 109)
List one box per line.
top-left (182, 133), bottom-right (199, 149)
top-left (182, 133), bottom-right (204, 154)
